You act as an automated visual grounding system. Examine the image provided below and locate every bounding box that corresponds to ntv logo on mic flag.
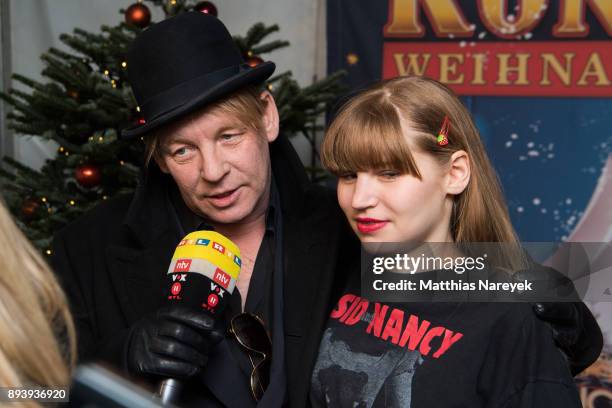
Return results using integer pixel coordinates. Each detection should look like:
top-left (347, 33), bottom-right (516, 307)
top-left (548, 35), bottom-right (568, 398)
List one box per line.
top-left (173, 259), bottom-right (192, 273)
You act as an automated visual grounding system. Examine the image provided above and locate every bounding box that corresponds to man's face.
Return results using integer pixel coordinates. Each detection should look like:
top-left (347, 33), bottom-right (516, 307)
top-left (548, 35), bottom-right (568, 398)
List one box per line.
top-left (155, 92), bottom-right (279, 226)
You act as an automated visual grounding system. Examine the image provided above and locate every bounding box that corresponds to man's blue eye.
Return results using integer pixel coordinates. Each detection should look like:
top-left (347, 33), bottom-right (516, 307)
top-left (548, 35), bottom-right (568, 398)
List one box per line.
top-left (174, 147), bottom-right (187, 156)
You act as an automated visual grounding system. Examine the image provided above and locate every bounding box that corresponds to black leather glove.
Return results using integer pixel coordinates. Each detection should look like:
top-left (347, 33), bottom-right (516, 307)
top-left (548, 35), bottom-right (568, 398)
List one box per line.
top-left (514, 266), bottom-right (603, 375)
top-left (126, 305), bottom-right (224, 380)
top-left (532, 301), bottom-right (603, 375)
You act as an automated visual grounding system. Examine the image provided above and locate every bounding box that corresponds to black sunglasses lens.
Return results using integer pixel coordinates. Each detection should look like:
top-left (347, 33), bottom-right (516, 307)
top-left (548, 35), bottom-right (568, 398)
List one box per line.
top-left (230, 314), bottom-right (272, 402)
top-left (232, 314), bottom-right (271, 353)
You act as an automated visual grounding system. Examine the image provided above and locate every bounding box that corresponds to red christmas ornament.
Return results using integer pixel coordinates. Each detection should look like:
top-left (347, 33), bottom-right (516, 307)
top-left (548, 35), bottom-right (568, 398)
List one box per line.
top-left (246, 56), bottom-right (264, 68)
top-left (194, 1), bottom-right (218, 16)
top-left (66, 88), bottom-right (79, 100)
top-left (21, 198), bottom-right (39, 220)
top-left (125, 3), bottom-right (151, 28)
top-left (75, 164), bottom-right (102, 188)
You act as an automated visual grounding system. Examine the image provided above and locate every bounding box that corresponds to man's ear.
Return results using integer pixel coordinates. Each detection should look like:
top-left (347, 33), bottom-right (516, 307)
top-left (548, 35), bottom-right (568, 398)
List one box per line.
top-left (260, 91), bottom-right (279, 143)
top-left (445, 150), bottom-right (470, 195)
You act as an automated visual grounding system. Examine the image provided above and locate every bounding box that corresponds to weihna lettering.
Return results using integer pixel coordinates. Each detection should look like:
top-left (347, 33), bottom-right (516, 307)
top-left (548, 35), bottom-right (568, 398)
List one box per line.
top-left (330, 293), bottom-right (463, 359)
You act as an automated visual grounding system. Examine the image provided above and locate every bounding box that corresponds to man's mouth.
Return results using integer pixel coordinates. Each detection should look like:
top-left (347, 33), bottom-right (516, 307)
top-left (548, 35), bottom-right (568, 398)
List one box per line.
top-left (206, 187), bottom-right (240, 208)
top-left (210, 189), bottom-right (235, 198)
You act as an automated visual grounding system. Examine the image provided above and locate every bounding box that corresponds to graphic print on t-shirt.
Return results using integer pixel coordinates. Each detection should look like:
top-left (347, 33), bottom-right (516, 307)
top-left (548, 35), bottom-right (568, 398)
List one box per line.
top-left (312, 293), bottom-right (464, 407)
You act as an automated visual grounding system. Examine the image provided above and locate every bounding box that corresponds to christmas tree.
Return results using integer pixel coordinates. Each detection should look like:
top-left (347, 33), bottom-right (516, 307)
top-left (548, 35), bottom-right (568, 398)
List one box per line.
top-left (0, 0), bottom-right (345, 253)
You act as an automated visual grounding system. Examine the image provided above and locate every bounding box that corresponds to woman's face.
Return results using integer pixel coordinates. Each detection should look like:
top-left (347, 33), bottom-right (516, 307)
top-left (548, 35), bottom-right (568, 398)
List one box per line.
top-left (337, 149), bottom-right (454, 244)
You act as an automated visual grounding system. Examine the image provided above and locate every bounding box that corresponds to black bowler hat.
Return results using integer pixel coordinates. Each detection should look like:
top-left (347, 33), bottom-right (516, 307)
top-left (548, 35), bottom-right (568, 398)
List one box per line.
top-left (121, 12), bottom-right (275, 139)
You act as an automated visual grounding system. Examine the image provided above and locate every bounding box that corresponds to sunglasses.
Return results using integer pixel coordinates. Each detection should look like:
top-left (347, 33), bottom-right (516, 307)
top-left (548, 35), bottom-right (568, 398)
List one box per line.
top-left (228, 313), bottom-right (272, 401)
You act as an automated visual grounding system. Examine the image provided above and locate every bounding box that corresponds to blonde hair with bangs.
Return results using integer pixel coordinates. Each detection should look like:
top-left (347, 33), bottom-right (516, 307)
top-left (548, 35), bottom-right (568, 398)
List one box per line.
top-left (0, 199), bottom-right (76, 405)
top-left (144, 85), bottom-right (267, 167)
top-left (322, 76), bottom-right (526, 270)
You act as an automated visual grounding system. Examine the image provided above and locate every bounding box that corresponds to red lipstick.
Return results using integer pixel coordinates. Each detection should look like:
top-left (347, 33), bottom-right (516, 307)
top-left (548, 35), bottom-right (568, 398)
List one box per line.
top-left (355, 217), bottom-right (388, 234)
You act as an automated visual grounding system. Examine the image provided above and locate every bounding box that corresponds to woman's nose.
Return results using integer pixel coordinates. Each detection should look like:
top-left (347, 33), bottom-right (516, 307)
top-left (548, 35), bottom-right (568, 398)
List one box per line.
top-left (351, 175), bottom-right (378, 209)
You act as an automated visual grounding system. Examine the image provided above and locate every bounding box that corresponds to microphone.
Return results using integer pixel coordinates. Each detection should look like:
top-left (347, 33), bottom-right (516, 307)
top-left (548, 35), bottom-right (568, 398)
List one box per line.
top-left (158, 230), bottom-right (242, 405)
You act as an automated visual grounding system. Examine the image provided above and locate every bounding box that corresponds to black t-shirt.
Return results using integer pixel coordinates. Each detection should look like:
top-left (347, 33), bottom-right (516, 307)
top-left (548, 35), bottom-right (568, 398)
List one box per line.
top-left (310, 271), bottom-right (581, 408)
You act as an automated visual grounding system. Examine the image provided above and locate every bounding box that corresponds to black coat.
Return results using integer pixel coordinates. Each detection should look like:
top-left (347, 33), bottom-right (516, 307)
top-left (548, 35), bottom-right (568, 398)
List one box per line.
top-left (52, 135), bottom-right (356, 407)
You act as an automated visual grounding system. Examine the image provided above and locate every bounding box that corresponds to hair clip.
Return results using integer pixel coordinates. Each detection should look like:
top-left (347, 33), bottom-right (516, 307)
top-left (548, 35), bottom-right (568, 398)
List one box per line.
top-left (437, 115), bottom-right (450, 146)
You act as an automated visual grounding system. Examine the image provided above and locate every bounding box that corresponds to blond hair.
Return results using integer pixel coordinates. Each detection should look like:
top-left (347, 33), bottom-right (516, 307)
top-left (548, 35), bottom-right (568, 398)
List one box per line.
top-left (0, 199), bottom-right (76, 407)
top-left (143, 85), bottom-right (267, 167)
top-left (322, 76), bottom-right (526, 270)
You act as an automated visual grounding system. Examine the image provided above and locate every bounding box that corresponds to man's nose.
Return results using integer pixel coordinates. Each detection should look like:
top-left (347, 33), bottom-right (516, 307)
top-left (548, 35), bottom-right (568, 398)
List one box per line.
top-left (351, 175), bottom-right (378, 209)
top-left (200, 148), bottom-right (230, 182)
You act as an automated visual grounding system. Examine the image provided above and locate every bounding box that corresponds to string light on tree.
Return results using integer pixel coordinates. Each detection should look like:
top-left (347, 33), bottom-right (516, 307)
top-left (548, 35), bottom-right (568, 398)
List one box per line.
top-left (125, 2), bottom-right (151, 28)
top-left (194, 1), bottom-right (218, 16)
top-left (346, 53), bottom-right (359, 65)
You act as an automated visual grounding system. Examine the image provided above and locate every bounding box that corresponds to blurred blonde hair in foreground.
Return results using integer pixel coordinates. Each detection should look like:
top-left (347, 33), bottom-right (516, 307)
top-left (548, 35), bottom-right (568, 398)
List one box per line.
top-left (0, 198), bottom-right (76, 406)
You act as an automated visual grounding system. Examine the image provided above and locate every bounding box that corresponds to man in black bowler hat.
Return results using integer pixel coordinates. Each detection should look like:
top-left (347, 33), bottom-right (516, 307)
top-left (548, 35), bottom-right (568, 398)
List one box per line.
top-left (51, 11), bottom-right (602, 407)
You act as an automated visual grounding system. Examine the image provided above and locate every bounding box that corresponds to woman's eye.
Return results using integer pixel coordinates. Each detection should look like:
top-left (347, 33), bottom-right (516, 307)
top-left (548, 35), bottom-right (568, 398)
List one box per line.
top-left (379, 170), bottom-right (400, 179)
top-left (338, 173), bottom-right (357, 181)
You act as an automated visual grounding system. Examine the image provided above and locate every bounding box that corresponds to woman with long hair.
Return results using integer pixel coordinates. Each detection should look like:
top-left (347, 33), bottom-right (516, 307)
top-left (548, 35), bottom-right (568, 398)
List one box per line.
top-left (310, 76), bottom-right (581, 407)
top-left (0, 199), bottom-right (76, 407)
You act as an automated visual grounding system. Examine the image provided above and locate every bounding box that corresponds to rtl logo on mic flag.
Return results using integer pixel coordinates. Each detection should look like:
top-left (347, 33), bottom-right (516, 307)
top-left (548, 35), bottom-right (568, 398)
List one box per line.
top-left (165, 231), bottom-right (241, 315)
